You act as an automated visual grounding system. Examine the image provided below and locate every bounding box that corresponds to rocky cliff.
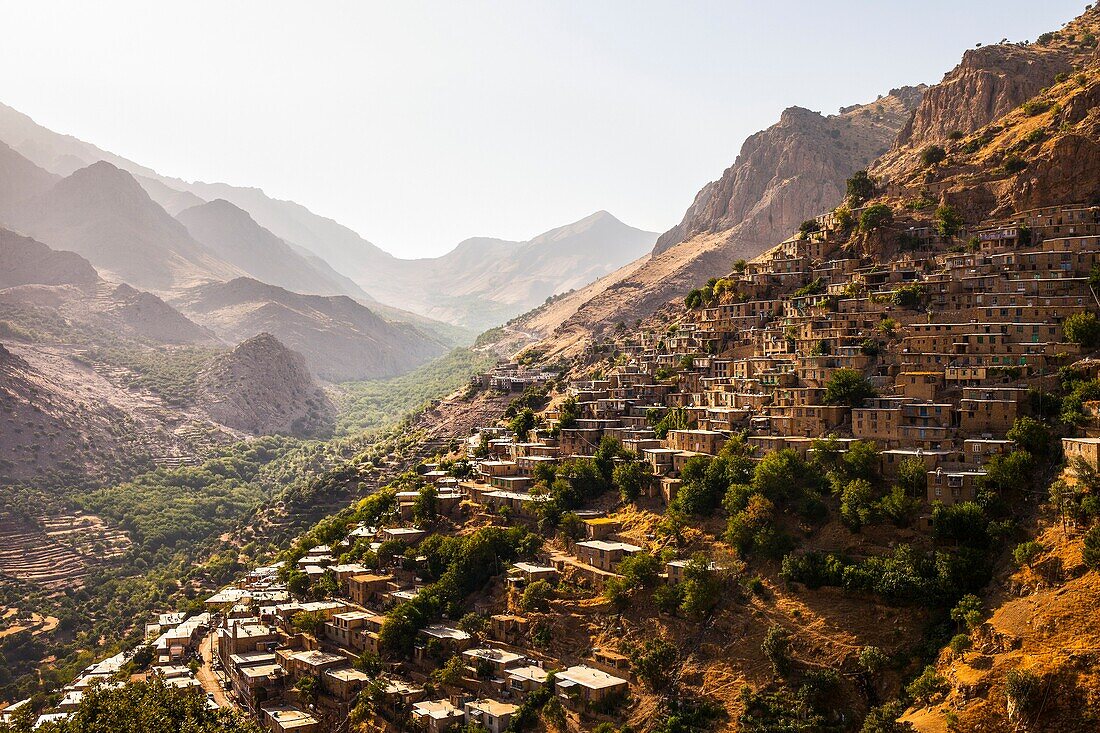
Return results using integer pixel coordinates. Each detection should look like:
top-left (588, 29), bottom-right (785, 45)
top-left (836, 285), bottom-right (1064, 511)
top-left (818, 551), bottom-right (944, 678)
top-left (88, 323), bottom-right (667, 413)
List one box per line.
top-left (655, 87), bottom-right (924, 255)
top-left (198, 333), bottom-right (334, 438)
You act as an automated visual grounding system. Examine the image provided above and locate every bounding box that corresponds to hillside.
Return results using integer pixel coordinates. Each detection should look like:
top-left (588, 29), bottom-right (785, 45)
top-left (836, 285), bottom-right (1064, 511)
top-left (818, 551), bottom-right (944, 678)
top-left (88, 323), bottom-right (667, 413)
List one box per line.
top-left (197, 333), bottom-right (334, 438)
top-left (173, 277), bottom-right (448, 381)
top-left (501, 86), bottom-right (925, 358)
top-left (388, 211), bottom-right (659, 330)
top-left (6, 161), bottom-right (243, 291)
top-left (176, 199), bottom-right (371, 299)
top-left (0, 141), bottom-right (57, 221)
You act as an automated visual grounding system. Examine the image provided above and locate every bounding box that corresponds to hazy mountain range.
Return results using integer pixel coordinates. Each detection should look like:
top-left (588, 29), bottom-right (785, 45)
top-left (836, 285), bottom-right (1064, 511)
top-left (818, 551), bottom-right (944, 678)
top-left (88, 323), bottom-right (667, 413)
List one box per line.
top-left (0, 101), bottom-right (657, 331)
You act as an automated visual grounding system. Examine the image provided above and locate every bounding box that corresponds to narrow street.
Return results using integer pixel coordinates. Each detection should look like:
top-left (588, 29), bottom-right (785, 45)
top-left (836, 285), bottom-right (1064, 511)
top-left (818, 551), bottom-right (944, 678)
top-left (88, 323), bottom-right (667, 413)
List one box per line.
top-left (196, 631), bottom-right (231, 709)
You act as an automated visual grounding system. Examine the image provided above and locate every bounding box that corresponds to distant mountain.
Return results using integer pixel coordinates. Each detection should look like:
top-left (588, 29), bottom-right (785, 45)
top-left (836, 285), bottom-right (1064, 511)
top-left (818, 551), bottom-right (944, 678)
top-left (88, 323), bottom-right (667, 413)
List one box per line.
top-left (0, 141), bottom-right (57, 222)
top-left (198, 333), bottom-right (334, 438)
top-left (373, 211), bottom-right (658, 330)
top-left (0, 102), bottom-right (658, 330)
top-left (177, 199), bottom-right (370, 299)
top-left (173, 277), bottom-right (447, 381)
top-left (0, 227), bottom-right (97, 288)
top-left (7, 161), bottom-right (243, 291)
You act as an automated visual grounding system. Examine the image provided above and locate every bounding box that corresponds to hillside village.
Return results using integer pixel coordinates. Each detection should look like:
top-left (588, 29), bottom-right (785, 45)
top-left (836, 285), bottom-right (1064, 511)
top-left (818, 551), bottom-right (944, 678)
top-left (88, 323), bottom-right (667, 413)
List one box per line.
top-left (11, 198), bottom-right (1100, 732)
top-left (3, 5), bottom-right (1100, 733)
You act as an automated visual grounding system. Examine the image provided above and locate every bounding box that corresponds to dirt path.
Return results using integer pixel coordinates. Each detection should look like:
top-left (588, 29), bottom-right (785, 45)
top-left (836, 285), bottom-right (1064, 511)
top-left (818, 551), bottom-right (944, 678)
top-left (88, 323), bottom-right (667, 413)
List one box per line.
top-left (196, 632), bottom-right (231, 709)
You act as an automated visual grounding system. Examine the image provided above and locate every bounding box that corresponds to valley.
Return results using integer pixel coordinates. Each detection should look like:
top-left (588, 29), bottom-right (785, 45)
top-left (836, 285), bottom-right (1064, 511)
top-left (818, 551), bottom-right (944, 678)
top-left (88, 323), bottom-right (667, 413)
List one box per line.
top-left (1, 4), bottom-right (1100, 733)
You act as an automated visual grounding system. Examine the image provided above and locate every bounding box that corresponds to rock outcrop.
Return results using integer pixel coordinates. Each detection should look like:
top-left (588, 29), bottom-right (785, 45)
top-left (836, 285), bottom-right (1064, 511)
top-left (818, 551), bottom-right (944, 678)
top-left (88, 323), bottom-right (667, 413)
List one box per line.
top-left (896, 44), bottom-right (1072, 148)
top-left (0, 227), bottom-right (98, 288)
top-left (198, 333), bottom-right (334, 438)
top-left (654, 87), bottom-right (924, 255)
top-left (175, 277), bottom-right (447, 381)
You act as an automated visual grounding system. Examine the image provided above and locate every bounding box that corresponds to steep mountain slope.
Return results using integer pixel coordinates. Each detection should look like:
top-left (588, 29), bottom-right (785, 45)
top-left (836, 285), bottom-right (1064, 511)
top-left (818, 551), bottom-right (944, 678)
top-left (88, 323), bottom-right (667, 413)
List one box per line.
top-left (0, 141), bottom-right (57, 222)
top-left (197, 333), bottom-right (334, 438)
top-left (176, 199), bottom-right (370, 298)
top-left (0, 227), bottom-right (97, 288)
top-left (503, 87), bottom-right (925, 357)
top-left (0, 103), bottom-right (660, 329)
top-left (173, 277), bottom-right (447, 381)
top-left (389, 211), bottom-right (658, 330)
top-left (7, 162), bottom-right (243, 291)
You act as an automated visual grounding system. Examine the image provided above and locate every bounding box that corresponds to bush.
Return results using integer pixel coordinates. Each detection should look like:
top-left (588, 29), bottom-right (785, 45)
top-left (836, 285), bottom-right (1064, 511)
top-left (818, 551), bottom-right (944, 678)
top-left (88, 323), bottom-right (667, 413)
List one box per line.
top-left (1005, 669), bottom-right (1043, 714)
top-left (860, 204), bottom-right (894, 232)
top-left (626, 637), bottom-right (678, 691)
top-left (892, 283), bottom-right (926, 309)
top-left (1063, 312), bottom-right (1100, 348)
top-left (920, 145), bottom-right (946, 167)
top-left (1002, 154), bottom-right (1028, 174)
top-left (1020, 99), bottom-right (1053, 116)
top-left (823, 368), bottom-right (877, 407)
top-left (906, 665), bottom-right (948, 704)
top-left (840, 479), bottom-right (876, 531)
top-left (761, 625), bottom-right (792, 677)
top-left (948, 633), bottom-right (971, 655)
top-left (1013, 540), bottom-right (1044, 567)
top-left (1083, 526), bottom-right (1100, 570)
top-left (933, 205), bottom-right (963, 237)
top-left (846, 171), bottom-right (875, 204)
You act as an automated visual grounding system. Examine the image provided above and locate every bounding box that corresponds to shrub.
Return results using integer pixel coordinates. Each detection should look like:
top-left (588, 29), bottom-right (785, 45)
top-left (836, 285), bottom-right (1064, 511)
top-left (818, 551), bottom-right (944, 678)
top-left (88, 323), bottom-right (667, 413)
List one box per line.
top-left (933, 205), bottom-right (963, 237)
top-left (948, 633), bottom-right (971, 655)
top-left (1005, 669), bottom-right (1043, 715)
top-left (1020, 99), bottom-right (1053, 116)
top-left (1083, 526), bottom-right (1100, 570)
top-left (626, 637), bottom-right (678, 691)
top-left (950, 594), bottom-right (985, 631)
top-left (846, 170), bottom-right (875, 204)
top-left (761, 625), bottom-right (792, 677)
top-left (1002, 154), bottom-right (1029, 174)
top-left (947, 130), bottom-right (965, 141)
top-left (1063, 312), bottom-right (1100, 347)
top-left (823, 368), bottom-right (877, 407)
top-left (906, 665), bottom-right (948, 704)
top-left (1013, 541), bottom-right (1044, 567)
top-left (920, 145), bottom-right (946, 167)
top-left (799, 219), bottom-right (822, 238)
top-left (520, 579), bottom-right (553, 611)
top-left (860, 204), bottom-right (894, 232)
top-left (840, 479), bottom-right (876, 531)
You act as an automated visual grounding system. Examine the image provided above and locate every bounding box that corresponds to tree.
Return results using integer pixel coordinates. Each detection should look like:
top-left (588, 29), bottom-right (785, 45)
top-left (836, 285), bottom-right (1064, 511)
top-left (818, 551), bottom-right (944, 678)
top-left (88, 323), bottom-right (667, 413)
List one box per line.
top-left (432, 655), bottom-right (467, 687)
top-left (1083, 526), bottom-right (1100, 570)
top-left (627, 637), bottom-right (679, 691)
top-left (680, 554), bottom-right (723, 617)
top-left (520, 579), bottom-right (553, 611)
top-left (295, 675), bottom-right (318, 707)
top-left (846, 170), bottom-right (875, 205)
top-left (920, 145), bottom-right (946, 167)
top-left (286, 569), bottom-right (310, 598)
top-left (860, 204), bottom-right (894, 232)
top-left (860, 702), bottom-right (915, 733)
top-left (613, 460), bottom-right (648, 503)
top-left (291, 610), bottom-right (325, 636)
top-left (895, 456), bottom-right (928, 498)
top-left (509, 408), bottom-right (537, 441)
top-left (1006, 416), bottom-right (1053, 458)
top-left (933, 205), bottom-right (963, 237)
top-left (905, 666), bottom-right (948, 704)
top-left (950, 594), bottom-right (984, 631)
top-left (412, 485), bottom-right (439, 525)
top-left (1063, 312), bottom-right (1100, 348)
top-left (355, 651), bottom-right (383, 677)
top-left (799, 219), bottom-right (822, 239)
top-left (824, 368), bottom-right (877, 407)
top-left (26, 678), bottom-right (262, 733)
top-left (761, 625), bottom-right (792, 677)
top-left (840, 479), bottom-right (876, 531)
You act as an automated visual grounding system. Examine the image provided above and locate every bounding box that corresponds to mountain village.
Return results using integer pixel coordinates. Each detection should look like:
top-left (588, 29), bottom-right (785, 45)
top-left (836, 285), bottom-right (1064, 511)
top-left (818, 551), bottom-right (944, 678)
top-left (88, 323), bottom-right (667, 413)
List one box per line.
top-left (11, 200), bottom-right (1100, 732)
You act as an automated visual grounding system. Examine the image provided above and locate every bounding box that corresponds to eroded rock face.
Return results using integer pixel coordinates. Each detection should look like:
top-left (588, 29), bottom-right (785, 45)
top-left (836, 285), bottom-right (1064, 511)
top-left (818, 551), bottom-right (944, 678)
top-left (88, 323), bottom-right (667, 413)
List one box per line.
top-left (897, 44), bottom-right (1072, 147)
top-left (198, 333), bottom-right (334, 438)
top-left (654, 87), bottom-right (924, 255)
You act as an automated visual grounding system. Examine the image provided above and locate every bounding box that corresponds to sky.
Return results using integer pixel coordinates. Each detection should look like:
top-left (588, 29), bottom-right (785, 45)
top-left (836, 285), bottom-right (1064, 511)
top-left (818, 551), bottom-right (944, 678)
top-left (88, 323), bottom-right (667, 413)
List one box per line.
top-left (0, 1), bottom-right (1087, 258)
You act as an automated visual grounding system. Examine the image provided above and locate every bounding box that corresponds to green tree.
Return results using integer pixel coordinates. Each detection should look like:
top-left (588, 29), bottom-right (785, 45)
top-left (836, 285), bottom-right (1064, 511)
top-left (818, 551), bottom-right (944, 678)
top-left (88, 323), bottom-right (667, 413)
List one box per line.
top-left (509, 408), bottom-right (537, 441)
top-left (1063, 312), bottom-right (1100, 348)
top-left (840, 479), bottom-right (876, 531)
top-left (859, 702), bottom-right (915, 733)
top-left (520, 579), bottom-right (553, 611)
top-left (950, 594), bottom-right (984, 631)
top-left (933, 205), bottom-right (963, 236)
top-left (1006, 416), bottom-right (1053, 458)
top-left (920, 145), bottom-right (946, 167)
top-left (1083, 526), bottom-right (1100, 570)
top-left (680, 553), bottom-right (723, 617)
top-left (824, 368), bottom-right (877, 407)
top-left (860, 204), bottom-right (894, 232)
top-left (613, 460), bottom-right (648, 503)
top-left (895, 456), bottom-right (928, 498)
top-left (761, 624), bottom-right (792, 677)
top-left (25, 678), bottom-right (262, 733)
top-left (412, 485), bottom-right (439, 525)
top-left (627, 637), bottom-right (679, 691)
top-left (846, 170), bottom-right (875, 204)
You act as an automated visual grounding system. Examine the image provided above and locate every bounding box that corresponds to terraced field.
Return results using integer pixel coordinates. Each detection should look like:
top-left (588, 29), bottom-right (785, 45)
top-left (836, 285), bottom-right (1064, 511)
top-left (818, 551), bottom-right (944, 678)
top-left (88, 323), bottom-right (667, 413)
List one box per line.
top-left (0, 511), bottom-right (130, 591)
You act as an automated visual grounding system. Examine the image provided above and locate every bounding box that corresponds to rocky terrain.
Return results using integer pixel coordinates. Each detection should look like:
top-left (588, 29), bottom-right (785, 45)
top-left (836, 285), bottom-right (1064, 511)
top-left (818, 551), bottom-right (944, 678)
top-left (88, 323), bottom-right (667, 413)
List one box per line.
top-left (499, 86), bottom-right (926, 359)
top-left (197, 333), bottom-right (334, 438)
top-left (173, 277), bottom-right (448, 381)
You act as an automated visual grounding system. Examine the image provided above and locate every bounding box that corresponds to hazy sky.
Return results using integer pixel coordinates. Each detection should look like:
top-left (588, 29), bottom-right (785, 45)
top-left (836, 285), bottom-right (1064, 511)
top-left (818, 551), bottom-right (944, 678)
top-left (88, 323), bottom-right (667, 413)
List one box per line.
top-left (0, 1), bottom-right (1086, 258)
